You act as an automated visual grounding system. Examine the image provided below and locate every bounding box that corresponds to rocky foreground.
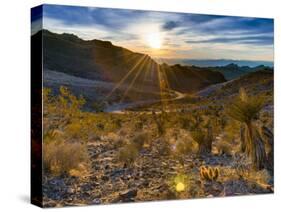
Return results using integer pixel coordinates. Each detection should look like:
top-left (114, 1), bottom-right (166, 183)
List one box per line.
top-left (42, 133), bottom-right (273, 207)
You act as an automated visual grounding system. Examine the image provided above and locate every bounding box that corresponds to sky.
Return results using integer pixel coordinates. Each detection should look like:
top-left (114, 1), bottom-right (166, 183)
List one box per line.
top-left (32, 4), bottom-right (274, 61)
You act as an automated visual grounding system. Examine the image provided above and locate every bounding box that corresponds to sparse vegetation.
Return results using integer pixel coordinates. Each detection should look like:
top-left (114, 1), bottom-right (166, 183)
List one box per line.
top-left (42, 73), bottom-right (273, 206)
top-left (226, 88), bottom-right (267, 170)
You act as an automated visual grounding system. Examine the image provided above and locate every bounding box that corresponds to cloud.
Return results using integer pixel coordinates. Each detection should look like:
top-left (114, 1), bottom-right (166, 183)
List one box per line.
top-left (186, 35), bottom-right (273, 46)
top-left (162, 21), bottom-right (180, 30)
top-left (191, 17), bottom-right (273, 36)
top-left (39, 4), bottom-right (274, 61)
top-left (31, 18), bottom-right (42, 35)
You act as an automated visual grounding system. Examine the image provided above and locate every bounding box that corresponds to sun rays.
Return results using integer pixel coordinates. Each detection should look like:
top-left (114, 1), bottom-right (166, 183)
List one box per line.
top-left (102, 51), bottom-right (173, 110)
top-left (99, 27), bottom-right (174, 109)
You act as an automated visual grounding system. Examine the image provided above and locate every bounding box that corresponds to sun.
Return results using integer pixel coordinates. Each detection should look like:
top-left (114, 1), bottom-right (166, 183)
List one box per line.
top-left (146, 33), bottom-right (162, 49)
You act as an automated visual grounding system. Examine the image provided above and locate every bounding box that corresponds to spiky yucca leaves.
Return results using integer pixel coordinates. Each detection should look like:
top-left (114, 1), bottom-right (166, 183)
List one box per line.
top-left (226, 88), bottom-right (267, 170)
top-left (240, 125), bottom-right (246, 153)
top-left (190, 130), bottom-right (206, 155)
top-left (261, 126), bottom-right (274, 175)
top-left (226, 88), bottom-right (265, 124)
top-left (248, 127), bottom-right (267, 170)
top-left (190, 130), bottom-right (205, 145)
top-left (200, 166), bottom-right (219, 181)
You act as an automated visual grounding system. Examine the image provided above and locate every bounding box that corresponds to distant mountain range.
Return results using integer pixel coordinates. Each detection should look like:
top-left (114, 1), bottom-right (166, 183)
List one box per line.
top-left (207, 63), bottom-right (273, 80)
top-left (156, 58), bottom-right (273, 68)
top-left (38, 30), bottom-right (227, 95)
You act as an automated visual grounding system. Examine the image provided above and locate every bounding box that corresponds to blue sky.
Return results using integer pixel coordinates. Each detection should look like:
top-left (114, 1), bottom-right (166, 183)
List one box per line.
top-left (32, 4), bottom-right (274, 61)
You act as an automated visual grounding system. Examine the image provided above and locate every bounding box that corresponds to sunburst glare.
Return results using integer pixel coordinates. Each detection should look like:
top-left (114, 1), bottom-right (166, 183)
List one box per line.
top-left (146, 32), bottom-right (162, 49)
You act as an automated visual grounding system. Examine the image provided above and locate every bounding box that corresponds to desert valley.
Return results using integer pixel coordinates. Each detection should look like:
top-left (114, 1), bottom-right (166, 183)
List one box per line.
top-left (30, 28), bottom-right (274, 207)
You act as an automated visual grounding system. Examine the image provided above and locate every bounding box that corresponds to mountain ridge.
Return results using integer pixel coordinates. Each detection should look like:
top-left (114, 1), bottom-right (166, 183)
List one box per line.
top-left (37, 29), bottom-right (227, 95)
top-left (156, 58), bottom-right (273, 68)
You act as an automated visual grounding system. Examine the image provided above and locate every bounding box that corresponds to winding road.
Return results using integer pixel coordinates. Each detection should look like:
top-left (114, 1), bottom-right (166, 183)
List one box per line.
top-left (105, 89), bottom-right (186, 113)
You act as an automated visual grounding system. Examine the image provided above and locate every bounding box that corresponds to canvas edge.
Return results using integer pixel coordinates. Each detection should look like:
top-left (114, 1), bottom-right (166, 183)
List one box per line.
top-left (31, 4), bottom-right (43, 208)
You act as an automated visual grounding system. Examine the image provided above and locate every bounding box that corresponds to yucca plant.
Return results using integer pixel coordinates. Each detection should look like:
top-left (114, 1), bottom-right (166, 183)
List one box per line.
top-left (226, 88), bottom-right (266, 170)
top-left (240, 125), bottom-right (246, 153)
top-left (261, 126), bottom-right (274, 175)
top-left (190, 124), bottom-right (213, 155)
top-left (152, 109), bottom-right (168, 137)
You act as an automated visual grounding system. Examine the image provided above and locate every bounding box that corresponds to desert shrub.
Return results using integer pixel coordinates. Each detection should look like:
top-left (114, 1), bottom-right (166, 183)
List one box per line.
top-left (132, 132), bottom-right (148, 150)
top-left (152, 110), bottom-right (168, 136)
top-left (117, 144), bottom-right (139, 165)
top-left (190, 126), bottom-right (213, 155)
top-left (134, 121), bottom-right (143, 131)
top-left (114, 118), bottom-right (122, 129)
top-left (56, 86), bottom-right (85, 120)
top-left (133, 114), bottom-right (148, 131)
top-left (216, 140), bottom-right (232, 156)
top-left (64, 119), bottom-right (85, 141)
top-left (112, 138), bottom-right (124, 149)
top-left (92, 101), bottom-right (106, 112)
top-left (43, 86), bottom-right (86, 135)
top-left (43, 140), bottom-right (89, 176)
top-left (175, 139), bottom-right (197, 155)
top-left (178, 116), bottom-right (191, 129)
top-left (156, 137), bottom-right (171, 156)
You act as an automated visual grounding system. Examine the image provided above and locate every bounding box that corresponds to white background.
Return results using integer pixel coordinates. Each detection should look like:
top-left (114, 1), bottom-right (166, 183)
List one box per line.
top-left (0, 0), bottom-right (280, 211)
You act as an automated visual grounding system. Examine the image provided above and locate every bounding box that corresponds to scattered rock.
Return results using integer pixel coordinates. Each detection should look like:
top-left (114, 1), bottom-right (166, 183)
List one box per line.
top-left (119, 189), bottom-right (138, 201)
top-left (92, 198), bottom-right (101, 204)
top-left (42, 136), bottom-right (274, 206)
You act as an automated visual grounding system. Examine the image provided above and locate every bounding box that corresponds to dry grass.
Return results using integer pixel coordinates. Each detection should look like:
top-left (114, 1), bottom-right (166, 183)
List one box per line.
top-left (117, 144), bottom-right (139, 165)
top-left (43, 140), bottom-right (89, 176)
top-left (174, 139), bottom-right (197, 155)
top-left (132, 132), bottom-right (148, 150)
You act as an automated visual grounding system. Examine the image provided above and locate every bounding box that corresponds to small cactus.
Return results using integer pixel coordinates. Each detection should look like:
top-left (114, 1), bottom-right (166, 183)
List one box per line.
top-left (200, 166), bottom-right (219, 181)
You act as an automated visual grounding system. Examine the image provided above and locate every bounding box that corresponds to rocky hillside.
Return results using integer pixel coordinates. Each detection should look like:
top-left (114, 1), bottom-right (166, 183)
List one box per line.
top-left (160, 64), bottom-right (226, 92)
top-left (198, 69), bottom-right (273, 105)
top-left (34, 30), bottom-right (226, 95)
top-left (42, 30), bottom-right (160, 93)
